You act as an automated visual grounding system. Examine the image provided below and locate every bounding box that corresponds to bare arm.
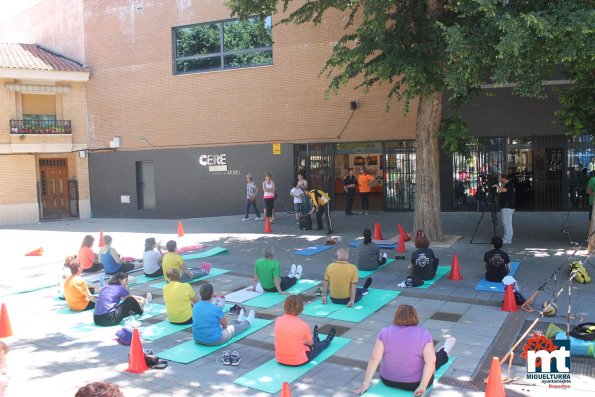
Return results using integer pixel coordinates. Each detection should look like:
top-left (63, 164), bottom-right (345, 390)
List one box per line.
top-left (220, 316), bottom-right (229, 329)
top-left (354, 340), bottom-right (384, 395)
top-left (180, 262), bottom-right (193, 279)
top-left (414, 343), bottom-right (437, 397)
top-left (252, 273), bottom-right (259, 291)
top-left (110, 247), bottom-right (123, 264)
top-left (348, 283), bottom-right (357, 307)
top-left (274, 277), bottom-right (287, 295)
top-left (321, 280), bottom-right (329, 304)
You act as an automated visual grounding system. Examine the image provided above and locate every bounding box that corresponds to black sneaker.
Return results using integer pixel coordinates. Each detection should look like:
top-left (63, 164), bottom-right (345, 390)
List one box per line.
top-left (326, 327), bottom-right (337, 344)
top-left (313, 325), bottom-right (320, 343)
top-left (230, 351), bottom-right (241, 366)
top-left (229, 304), bottom-right (244, 315)
top-left (363, 277), bottom-right (373, 290)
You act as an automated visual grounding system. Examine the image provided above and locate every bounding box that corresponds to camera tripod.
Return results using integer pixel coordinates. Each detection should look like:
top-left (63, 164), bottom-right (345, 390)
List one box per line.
top-left (470, 192), bottom-right (498, 244)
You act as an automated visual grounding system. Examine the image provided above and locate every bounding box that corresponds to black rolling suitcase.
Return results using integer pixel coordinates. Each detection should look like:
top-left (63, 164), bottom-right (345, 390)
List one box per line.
top-left (299, 213), bottom-right (312, 230)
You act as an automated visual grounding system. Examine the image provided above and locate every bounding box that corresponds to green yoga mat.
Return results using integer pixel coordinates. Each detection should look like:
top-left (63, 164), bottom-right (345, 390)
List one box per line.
top-left (363, 356), bottom-right (456, 396)
top-left (234, 335), bottom-right (351, 393)
top-left (149, 267), bottom-right (229, 289)
top-left (358, 259), bottom-right (395, 278)
top-left (157, 318), bottom-right (272, 364)
top-left (181, 247), bottom-right (229, 260)
top-left (416, 265), bottom-right (450, 289)
top-left (302, 289), bottom-right (400, 322)
top-left (58, 303), bottom-right (167, 339)
top-left (242, 279), bottom-right (319, 309)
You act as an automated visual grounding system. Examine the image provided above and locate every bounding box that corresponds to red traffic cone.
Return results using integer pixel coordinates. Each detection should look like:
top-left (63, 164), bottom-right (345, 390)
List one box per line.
top-left (397, 233), bottom-right (406, 253)
top-left (501, 284), bottom-right (518, 312)
top-left (397, 224), bottom-right (411, 242)
top-left (485, 357), bottom-right (506, 397)
top-left (98, 230), bottom-right (105, 247)
top-left (264, 217), bottom-right (272, 233)
top-left (449, 255), bottom-right (462, 281)
top-left (177, 221), bottom-right (185, 237)
top-left (0, 303), bottom-right (14, 338)
top-left (127, 328), bottom-right (148, 373)
top-left (280, 381), bottom-right (292, 397)
top-left (373, 222), bottom-right (384, 240)
top-left (25, 247), bottom-right (43, 256)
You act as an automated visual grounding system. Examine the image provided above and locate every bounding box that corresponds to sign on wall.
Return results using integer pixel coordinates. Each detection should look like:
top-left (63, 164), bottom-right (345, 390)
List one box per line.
top-left (272, 144), bottom-right (281, 155)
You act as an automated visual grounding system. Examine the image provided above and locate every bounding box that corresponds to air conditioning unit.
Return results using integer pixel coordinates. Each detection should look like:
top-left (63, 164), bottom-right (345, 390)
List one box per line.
top-left (109, 136), bottom-right (121, 149)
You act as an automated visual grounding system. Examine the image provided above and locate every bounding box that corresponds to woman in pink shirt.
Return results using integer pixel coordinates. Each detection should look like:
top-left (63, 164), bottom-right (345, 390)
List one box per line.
top-left (274, 295), bottom-right (335, 366)
top-left (78, 235), bottom-right (103, 273)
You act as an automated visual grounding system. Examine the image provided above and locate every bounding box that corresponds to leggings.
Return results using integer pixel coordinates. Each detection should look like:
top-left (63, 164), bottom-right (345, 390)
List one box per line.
top-left (82, 262), bottom-right (104, 273)
top-left (195, 320), bottom-right (251, 345)
top-left (262, 277), bottom-right (298, 292)
top-left (93, 296), bottom-right (143, 326)
top-left (380, 349), bottom-right (449, 390)
top-left (144, 267), bottom-right (164, 278)
top-left (264, 197), bottom-right (275, 218)
top-left (105, 262), bottom-right (135, 275)
top-left (360, 192), bottom-right (370, 211)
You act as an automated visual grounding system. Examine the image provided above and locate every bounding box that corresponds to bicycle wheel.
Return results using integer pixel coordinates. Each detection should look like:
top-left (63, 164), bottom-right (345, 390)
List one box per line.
top-left (284, 197), bottom-right (296, 214)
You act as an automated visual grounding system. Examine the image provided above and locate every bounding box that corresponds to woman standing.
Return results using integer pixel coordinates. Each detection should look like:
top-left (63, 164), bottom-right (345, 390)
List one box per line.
top-left (143, 237), bottom-right (164, 278)
top-left (243, 174), bottom-right (261, 220)
top-left (354, 305), bottom-right (455, 396)
top-left (93, 273), bottom-right (144, 326)
top-left (263, 172), bottom-right (276, 222)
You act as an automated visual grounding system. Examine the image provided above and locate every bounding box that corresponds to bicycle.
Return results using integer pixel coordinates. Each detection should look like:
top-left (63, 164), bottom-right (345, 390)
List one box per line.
top-left (284, 195), bottom-right (311, 214)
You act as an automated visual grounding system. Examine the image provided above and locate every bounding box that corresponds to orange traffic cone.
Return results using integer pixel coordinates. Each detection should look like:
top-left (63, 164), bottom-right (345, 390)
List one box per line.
top-left (265, 217), bottom-right (272, 233)
top-left (501, 285), bottom-right (518, 312)
top-left (397, 224), bottom-right (411, 242)
top-left (127, 328), bottom-right (148, 374)
top-left (373, 222), bottom-right (384, 240)
top-left (280, 381), bottom-right (292, 397)
top-left (449, 255), bottom-right (462, 281)
top-left (98, 230), bottom-right (105, 247)
top-left (0, 303), bottom-right (14, 338)
top-left (177, 221), bottom-right (185, 237)
top-left (485, 357), bottom-right (506, 397)
top-left (395, 233), bottom-right (406, 259)
top-left (24, 247), bottom-right (43, 256)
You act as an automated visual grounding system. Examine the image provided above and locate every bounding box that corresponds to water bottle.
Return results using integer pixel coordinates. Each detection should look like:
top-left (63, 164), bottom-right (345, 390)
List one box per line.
top-left (98, 274), bottom-right (105, 289)
top-left (144, 292), bottom-right (153, 312)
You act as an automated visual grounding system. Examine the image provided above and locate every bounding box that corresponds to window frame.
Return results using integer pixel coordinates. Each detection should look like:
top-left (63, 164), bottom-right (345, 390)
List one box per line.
top-left (172, 15), bottom-right (273, 75)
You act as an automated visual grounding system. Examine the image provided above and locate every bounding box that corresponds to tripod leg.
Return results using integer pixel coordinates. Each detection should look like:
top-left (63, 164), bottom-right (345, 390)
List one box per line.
top-left (470, 211), bottom-right (486, 244)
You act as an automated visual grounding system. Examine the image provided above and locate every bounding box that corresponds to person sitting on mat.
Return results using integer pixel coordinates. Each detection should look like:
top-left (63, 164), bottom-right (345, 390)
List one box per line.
top-left (410, 234), bottom-right (439, 281)
top-left (143, 237), bottom-right (164, 278)
top-left (93, 272), bottom-right (144, 326)
top-left (162, 240), bottom-right (210, 283)
top-left (355, 228), bottom-right (388, 271)
top-left (321, 248), bottom-right (372, 307)
top-left (484, 236), bottom-right (511, 282)
top-left (163, 268), bottom-right (199, 325)
top-left (274, 295), bottom-right (336, 366)
top-left (78, 235), bottom-right (103, 273)
top-left (193, 283), bottom-right (255, 345)
top-left (64, 258), bottom-right (97, 311)
top-left (99, 235), bottom-right (136, 275)
top-left (252, 246), bottom-right (302, 294)
top-left (354, 304), bottom-right (456, 396)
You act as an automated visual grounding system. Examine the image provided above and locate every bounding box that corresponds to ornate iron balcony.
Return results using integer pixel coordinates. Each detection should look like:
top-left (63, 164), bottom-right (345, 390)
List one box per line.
top-left (10, 119), bottom-right (72, 135)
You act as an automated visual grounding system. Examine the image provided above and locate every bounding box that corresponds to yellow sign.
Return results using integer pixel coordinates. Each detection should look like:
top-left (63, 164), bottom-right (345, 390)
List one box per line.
top-left (272, 144), bottom-right (281, 155)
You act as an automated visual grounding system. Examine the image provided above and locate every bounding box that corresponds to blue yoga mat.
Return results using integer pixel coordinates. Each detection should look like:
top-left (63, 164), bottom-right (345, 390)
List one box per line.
top-left (349, 240), bottom-right (397, 249)
top-left (293, 245), bottom-right (335, 256)
top-left (474, 262), bottom-right (520, 292)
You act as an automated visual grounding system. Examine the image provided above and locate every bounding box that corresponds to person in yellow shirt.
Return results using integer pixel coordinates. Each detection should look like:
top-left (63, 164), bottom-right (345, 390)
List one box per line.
top-left (357, 167), bottom-right (375, 214)
top-left (321, 248), bottom-right (372, 307)
top-left (308, 188), bottom-right (333, 235)
top-left (163, 268), bottom-right (199, 324)
top-left (162, 240), bottom-right (210, 282)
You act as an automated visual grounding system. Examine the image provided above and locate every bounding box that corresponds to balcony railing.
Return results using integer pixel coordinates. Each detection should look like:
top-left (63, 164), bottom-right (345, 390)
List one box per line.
top-left (10, 119), bottom-right (72, 135)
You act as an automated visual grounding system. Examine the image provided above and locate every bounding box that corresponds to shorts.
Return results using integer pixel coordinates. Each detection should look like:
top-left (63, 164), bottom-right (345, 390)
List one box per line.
top-left (293, 203), bottom-right (302, 213)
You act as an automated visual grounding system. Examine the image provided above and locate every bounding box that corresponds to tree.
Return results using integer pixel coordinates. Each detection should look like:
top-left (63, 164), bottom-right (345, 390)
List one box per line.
top-left (226, 0), bottom-right (595, 241)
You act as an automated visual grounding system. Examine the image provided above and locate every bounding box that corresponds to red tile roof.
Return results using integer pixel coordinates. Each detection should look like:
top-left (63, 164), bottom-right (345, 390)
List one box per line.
top-left (0, 43), bottom-right (89, 72)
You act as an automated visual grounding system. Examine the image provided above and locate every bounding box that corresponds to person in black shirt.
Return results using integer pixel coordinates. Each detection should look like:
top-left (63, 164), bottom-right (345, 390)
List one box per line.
top-left (409, 235), bottom-right (439, 281)
top-left (343, 168), bottom-right (357, 215)
top-left (493, 173), bottom-right (515, 244)
top-left (483, 236), bottom-right (511, 282)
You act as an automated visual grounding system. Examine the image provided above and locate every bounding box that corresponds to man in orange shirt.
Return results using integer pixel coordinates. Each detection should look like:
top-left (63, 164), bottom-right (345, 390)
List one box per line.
top-left (357, 167), bottom-right (375, 214)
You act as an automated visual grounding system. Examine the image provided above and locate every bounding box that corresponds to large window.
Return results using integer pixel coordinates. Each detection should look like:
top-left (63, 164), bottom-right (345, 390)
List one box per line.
top-left (173, 16), bottom-right (272, 74)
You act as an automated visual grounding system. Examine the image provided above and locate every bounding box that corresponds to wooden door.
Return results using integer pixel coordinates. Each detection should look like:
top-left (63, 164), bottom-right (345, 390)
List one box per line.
top-left (39, 159), bottom-right (69, 219)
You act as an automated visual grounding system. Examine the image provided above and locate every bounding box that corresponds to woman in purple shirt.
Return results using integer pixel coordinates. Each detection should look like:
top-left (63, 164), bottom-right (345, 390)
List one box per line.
top-left (354, 305), bottom-right (456, 396)
top-left (93, 273), bottom-right (145, 326)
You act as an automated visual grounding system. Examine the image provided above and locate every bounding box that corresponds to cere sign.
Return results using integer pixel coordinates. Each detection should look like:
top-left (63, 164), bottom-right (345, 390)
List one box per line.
top-left (199, 154), bottom-right (227, 172)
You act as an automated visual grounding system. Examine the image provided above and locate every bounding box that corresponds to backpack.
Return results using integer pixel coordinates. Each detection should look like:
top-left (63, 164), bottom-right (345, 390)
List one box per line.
top-left (569, 322), bottom-right (595, 341)
top-left (569, 261), bottom-right (591, 284)
top-left (115, 327), bottom-right (133, 345)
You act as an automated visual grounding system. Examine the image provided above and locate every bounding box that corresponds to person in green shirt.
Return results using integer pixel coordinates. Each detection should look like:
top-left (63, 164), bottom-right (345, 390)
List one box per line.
top-left (252, 246), bottom-right (302, 294)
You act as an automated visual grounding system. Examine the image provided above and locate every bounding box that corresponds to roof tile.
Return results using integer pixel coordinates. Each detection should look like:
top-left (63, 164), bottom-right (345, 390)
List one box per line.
top-left (0, 43), bottom-right (89, 72)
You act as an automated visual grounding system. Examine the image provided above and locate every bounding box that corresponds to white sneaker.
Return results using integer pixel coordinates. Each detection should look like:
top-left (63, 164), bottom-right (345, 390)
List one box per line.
top-left (246, 309), bottom-right (256, 325)
top-left (295, 265), bottom-right (303, 279)
top-left (288, 264), bottom-right (297, 278)
top-left (442, 337), bottom-right (456, 354)
top-left (237, 309), bottom-right (246, 323)
top-left (242, 217), bottom-right (249, 221)
top-left (254, 217), bottom-right (260, 221)
top-left (382, 252), bottom-right (388, 259)
top-left (217, 296), bottom-right (226, 309)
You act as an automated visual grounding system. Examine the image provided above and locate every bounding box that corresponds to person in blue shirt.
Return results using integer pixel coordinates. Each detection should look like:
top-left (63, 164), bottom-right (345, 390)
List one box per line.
top-left (192, 283), bottom-right (255, 345)
top-left (99, 235), bottom-right (136, 275)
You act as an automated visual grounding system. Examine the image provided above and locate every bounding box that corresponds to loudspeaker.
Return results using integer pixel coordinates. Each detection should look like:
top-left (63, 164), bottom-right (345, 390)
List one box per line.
top-left (350, 101), bottom-right (358, 110)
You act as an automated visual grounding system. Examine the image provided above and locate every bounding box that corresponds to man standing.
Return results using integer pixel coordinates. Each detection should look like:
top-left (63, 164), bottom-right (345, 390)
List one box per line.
top-left (343, 168), bottom-right (357, 215)
top-left (357, 167), bottom-right (375, 214)
top-left (321, 248), bottom-right (372, 307)
top-left (308, 188), bottom-right (333, 235)
top-left (493, 174), bottom-right (515, 244)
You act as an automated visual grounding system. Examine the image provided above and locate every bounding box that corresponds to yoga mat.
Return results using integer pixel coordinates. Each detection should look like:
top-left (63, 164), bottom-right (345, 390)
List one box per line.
top-left (58, 303), bottom-right (167, 339)
top-left (474, 262), bottom-right (520, 292)
top-left (128, 274), bottom-right (163, 286)
top-left (349, 240), bottom-right (397, 249)
top-left (149, 267), bottom-right (229, 289)
top-left (181, 247), bottom-right (229, 260)
top-left (358, 259), bottom-right (395, 278)
top-left (415, 265), bottom-right (451, 289)
top-left (242, 279), bottom-right (319, 309)
top-left (157, 318), bottom-right (272, 364)
top-left (234, 335), bottom-right (351, 393)
top-left (224, 288), bottom-right (264, 303)
top-left (176, 244), bottom-right (207, 253)
top-left (293, 245), bottom-right (335, 256)
top-left (363, 357), bottom-right (456, 396)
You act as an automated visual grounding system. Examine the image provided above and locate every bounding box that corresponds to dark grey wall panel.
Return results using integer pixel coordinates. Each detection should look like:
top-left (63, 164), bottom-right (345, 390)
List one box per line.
top-left (89, 144), bottom-right (294, 219)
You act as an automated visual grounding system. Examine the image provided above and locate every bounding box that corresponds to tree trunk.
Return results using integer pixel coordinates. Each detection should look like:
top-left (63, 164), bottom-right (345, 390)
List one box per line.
top-left (414, 91), bottom-right (445, 241)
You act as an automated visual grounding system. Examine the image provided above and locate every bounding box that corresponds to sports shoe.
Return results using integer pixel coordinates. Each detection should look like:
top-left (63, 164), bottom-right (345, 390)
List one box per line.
top-left (242, 217), bottom-right (249, 221)
top-left (246, 309), bottom-right (256, 325)
top-left (363, 277), bottom-right (373, 290)
top-left (201, 262), bottom-right (211, 273)
top-left (254, 217), bottom-right (261, 221)
top-left (382, 252), bottom-right (388, 259)
top-left (295, 265), bottom-right (303, 279)
top-left (229, 304), bottom-right (244, 315)
top-left (313, 325), bottom-right (320, 343)
top-left (326, 327), bottom-right (337, 344)
top-left (288, 264), bottom-right (297, 278)
top-left (442, 337), bottom-right (456, 354)
top-left (230, 351), bottom-right (241, 366)
top-left (315, 287), bottom-right (323, 296)
top-left (237, 308), bottom-right (246, 322)
top-left (223, 350), bottom-right (232, 365)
